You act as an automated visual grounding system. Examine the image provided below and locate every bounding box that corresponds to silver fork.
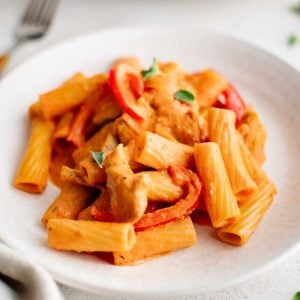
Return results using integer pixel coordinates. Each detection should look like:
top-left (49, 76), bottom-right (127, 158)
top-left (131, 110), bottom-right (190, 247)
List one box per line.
top-left (0, 0), bottom-right (59, 76)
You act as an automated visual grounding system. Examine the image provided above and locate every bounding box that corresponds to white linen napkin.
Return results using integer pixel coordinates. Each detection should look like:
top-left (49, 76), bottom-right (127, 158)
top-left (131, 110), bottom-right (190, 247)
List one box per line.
top-left (0, 242), bottom-right (63, 300)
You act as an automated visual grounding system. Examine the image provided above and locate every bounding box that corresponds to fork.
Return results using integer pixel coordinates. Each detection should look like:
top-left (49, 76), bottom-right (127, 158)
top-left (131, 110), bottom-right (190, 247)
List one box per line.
top-left (0, 0), bottom-right (59, 76)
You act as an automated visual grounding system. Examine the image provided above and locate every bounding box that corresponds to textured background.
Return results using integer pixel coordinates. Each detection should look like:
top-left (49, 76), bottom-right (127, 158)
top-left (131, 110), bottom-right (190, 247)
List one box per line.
top-left (0, 0), bottom-right (299, 299)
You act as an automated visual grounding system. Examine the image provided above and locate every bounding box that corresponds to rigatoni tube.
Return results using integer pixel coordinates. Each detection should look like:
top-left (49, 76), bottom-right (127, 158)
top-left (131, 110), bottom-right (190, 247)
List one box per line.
top-left (39, 74), bottom-right (106, 119)
top-left (134, 131), bottom-right (194, 170)
top-left (14, 118), bottom-right (54, 193)
top-left (208, 108), bottom-right (257, 197)
top-left (194, 142), bottom-right (240, 228)
top-left (217, 179), bottom-right (277, 245)
top-left (42, 183), bottom-right (96, 225)
top-left (140, 170), bottom-right (184, 202)
top-left (79, 156), bottom-right (107, 186)
top-left (47, 219), bottom-right (136, 252)
top-left (77, 188), bottom-right (111, 221)
top-left (113, 217), bottom-right (196, 265)
top-left (72, 122), bottom-right (117, 164)
top-left (53, 112), bottom-right (74, 141)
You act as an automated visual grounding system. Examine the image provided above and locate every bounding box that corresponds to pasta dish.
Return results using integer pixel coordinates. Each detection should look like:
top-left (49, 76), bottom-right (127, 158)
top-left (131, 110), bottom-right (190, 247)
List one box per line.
top-left (13, 57), bottom-right (277, 265)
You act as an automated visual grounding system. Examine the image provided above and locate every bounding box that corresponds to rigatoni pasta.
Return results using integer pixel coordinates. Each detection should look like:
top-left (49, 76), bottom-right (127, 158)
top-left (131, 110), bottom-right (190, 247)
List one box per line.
top-left (14, 56), bottom-right (277, 265)
top-left (47, 219), bottom-right (136, 252)
top-left (113, 217), bottom-right (196, 265)
top-left (39, 74), bottom-right (106, 119)
top-left (134, 131), bottom-right (195, 170)
top-left (14, 117), bottom-right (54, 193)
top-left (194, 142), bottom-right (240, 228)
top-left (140, 170), bottom-right (184, 202)
top-left (77, 188), bottom-right (111, 221)
top-left (72, 122), bottom-right (117, 164)
top-left (79, 156), bottom-right (107, 186)
top-left (208, 107), bottom-right (258, 197)
top-left (217, 179), bottom-right (277, 245)
top-left (41, 182), bottom-right (96, 225)
top-left (53, 112), bottom-right (74, 141)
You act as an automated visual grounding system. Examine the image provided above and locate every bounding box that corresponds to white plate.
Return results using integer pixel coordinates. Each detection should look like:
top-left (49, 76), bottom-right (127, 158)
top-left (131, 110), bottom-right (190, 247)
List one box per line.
top-left (0, 27), bottom-right (299, 297)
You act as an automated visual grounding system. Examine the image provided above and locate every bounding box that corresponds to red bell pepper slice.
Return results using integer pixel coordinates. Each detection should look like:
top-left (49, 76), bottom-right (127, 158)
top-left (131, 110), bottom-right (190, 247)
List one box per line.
top-left (108, 63), bottom-right (144, 121)
top-left (67, 84), bottom-right (111, 147)
top-left (215, 83), bottom-right (246, 124)
top-left (223, 83), bottom-right (246, 123)
top-left (128, 73), bottom-right (144, 98)
top-left (67, 90), bottom-right (101, 147)
top-left (90, 206), bottom-right (115, 222)
top-left (134, 165), bottom-right (201, 231)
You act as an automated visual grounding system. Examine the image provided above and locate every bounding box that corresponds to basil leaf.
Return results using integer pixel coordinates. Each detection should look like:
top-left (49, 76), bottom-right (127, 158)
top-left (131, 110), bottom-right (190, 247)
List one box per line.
top-left (292, 2), bottom-right (300, 15)
top-left (174, 89), bottom-right (195, 104)
top-left (90, 151), bottom-right (104, 168)
top-left (288, 34), bottom-right (299, 46)
top-left (293, 291), bottom-right (300, 300)
top-left (141, 58), bottom-right (159, 79)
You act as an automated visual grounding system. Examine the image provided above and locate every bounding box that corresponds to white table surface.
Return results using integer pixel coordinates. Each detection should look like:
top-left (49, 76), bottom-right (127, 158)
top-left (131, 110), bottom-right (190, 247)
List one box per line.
top-left (1, 0), bottom-right (299, 299)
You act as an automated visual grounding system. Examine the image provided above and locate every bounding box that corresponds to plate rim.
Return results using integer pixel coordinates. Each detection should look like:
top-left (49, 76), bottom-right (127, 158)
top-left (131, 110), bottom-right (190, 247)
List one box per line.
top-left (1, 25), bottom-right (300, 296)
top-left (2, 24), bottom-right (300, 86)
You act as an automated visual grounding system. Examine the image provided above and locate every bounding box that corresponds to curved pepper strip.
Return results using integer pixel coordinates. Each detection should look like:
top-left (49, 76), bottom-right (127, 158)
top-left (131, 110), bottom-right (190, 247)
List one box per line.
top-left (134, 165), bottom-right (202, 231)
top-left (215, 83), bottom-right (246, 124)
top-left (67, 83), bottom-right (112, 147)
top-left (108, 63), bottom-right (144, 121)
top-left (90, 206), bottom-right (115, 222)
top-left (67, 89), bottom-right (101, 147)
top-left (128, 73), bottom-right (144, 98)
top-left (223, 83), bottom-right (246, 123)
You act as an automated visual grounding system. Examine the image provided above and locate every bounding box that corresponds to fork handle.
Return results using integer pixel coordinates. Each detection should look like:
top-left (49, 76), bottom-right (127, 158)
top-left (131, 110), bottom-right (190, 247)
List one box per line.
top-left (0, 53), bottom-right (10, 74)
top-left (0, 39), bottom-right (24, 77)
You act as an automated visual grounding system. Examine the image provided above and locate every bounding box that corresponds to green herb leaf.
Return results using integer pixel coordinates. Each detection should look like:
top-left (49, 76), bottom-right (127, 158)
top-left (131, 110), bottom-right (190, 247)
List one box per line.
top-left (174, 89), bottom-right (195, 104)
top-left (141, 58), bottom-right (159, 79)
top-left (90, 151), bottom-right (104, 168)
top-left (292, 2), bottom-right (300, 15)
top-left (288, 34), bottom-right (299, 46)
top-left (293, 291), bottom-right (300, 300)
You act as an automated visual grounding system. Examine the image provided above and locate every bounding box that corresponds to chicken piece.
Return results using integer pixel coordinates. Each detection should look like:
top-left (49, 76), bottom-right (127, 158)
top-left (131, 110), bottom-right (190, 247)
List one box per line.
top-left (154, 101), bottom-right (201, 145)
top-left (145, 74), bottom-right (201, 145)
top-left (105, 144), bottom-right (148, 223)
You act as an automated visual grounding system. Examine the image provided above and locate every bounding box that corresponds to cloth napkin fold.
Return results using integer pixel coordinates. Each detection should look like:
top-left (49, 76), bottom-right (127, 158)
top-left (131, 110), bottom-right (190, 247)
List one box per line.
top-left (0, 242), bottom-right (63, 300)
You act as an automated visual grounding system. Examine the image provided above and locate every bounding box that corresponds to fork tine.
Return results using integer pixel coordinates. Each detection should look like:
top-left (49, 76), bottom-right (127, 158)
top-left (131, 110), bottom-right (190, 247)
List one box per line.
top-left (15, 0), bottom-right (59, 41)
top-left (21, 0), bottom-right (42, 24)
top-left (35, 0), bottom-right (51, 24)
top-left (38, 0), bottom-right (59, 27)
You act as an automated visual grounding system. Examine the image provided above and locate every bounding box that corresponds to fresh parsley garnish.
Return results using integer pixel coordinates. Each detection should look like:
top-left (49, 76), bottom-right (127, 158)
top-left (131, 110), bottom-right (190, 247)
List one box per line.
top-left (141, 58), bottom-right (160, 79)
top-left (293, 291), bottom-right (300, 300)
top-left (288, 34), bottom-right (299, 46)
top-left (292, 2), bottom-right (300, 15)
top-left (90, 151), bottom-right (105, 168)
top-left (174, 89), bottom-right (195, 104)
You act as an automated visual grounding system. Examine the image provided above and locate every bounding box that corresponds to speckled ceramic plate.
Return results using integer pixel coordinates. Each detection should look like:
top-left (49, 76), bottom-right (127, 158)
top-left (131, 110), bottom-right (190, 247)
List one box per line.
top-left (0, 27), bottom-right (299, 297)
